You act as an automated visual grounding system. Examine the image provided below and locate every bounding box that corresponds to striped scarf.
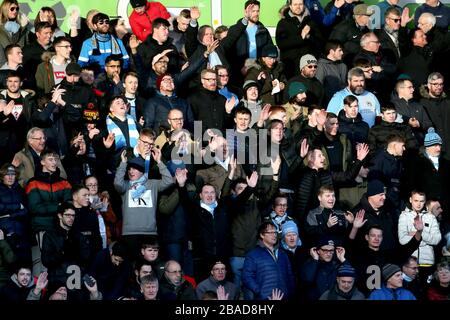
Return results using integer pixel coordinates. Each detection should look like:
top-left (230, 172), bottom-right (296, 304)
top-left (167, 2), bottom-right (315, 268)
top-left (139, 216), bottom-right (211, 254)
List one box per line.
top-left (90, 33), bottom-right (122, 56)
top-left (106, 114), bottom-right (139, 150)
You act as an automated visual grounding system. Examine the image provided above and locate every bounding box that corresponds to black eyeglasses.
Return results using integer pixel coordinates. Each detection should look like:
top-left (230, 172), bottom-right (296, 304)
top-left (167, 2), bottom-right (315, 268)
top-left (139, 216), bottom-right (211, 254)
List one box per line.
top-left (139, 138), bottom-right (155, 147)
top-left (9, 6), bottom-right (19, 12)
top-left (306, 65), bottom-right (317, 69)
top-left (56, 45), bottom-right (72, 49)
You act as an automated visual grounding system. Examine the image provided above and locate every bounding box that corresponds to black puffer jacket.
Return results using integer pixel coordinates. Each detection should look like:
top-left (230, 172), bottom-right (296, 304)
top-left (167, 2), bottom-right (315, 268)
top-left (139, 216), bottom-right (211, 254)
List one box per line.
top-left (337, 110), bottom-right (369, 148)
top-left (368, 120), bottom-right (418, 154)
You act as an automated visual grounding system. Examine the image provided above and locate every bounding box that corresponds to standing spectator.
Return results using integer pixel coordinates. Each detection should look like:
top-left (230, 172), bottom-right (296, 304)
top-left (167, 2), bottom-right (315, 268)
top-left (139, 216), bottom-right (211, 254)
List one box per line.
top-left (128, 0), bottom-right (171, 43)
top-left (78, 13), bottom-right (130, 71)
top-left (329, 4), bottom-right (373, 66)
top-left (144, 73), bottom-right (194, 135)
top-left (25, 149), bottom-right (72, 276)
top-left (375, 0), bottom-right (403, 29)
top-left (12, 127), bottom-right (67, 187)
top-left (414, 0), bottom-right (450, 30)
top-left (276, 0), bottom-right (323, 80)
top-left (0, 43), bottom-right (24, 87)
top-left (227, 0), bottom-right (273, 88)
top-left (123, 71), bottom-right (146, 125)
top-left (68, 9), bottom-right (98, 59)
top-left (316, 40), bottom-right (347, 104)
top-left (35, 36), bottom-right (73, 95)
top-left (0, 71), bottom-right (35, 164)
top-left (30, 7), bottom-right (65, 42)
top-left (0, 163), bottom-right (29, 265)
top-left (0, 0), bottom-right (28, 66)
top-left (23, 22), bottom-right (53, 89)
top-left (398, 191), bottom-right (441, 282)
top-left (397, 28), bottom-right (434, 89)
top-left (169, 9), bottom-right (191, 63)
top-left (246, 44), bottom-right (286, 105)
top-left (114, 148), bottom-right (172, 260)
top-left (327, 67), bottom-right (380, 127)
top-left (286, 54), bottom-right (324, 106)
top-left (242, 222), bottom-right (295, 300)
top-left (337, 95), bottom-right (370, 150)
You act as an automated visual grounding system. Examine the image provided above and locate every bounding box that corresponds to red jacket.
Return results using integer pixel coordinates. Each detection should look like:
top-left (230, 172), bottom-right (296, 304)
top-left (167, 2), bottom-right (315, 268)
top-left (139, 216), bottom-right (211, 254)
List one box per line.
top-left (129, 1), bottom-right (171, 42)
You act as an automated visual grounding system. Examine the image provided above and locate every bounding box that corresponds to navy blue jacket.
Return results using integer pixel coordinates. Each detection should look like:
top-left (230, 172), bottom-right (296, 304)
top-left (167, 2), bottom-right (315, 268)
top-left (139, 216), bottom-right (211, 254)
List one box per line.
top-left (242, 242), bottom-right (295, 300)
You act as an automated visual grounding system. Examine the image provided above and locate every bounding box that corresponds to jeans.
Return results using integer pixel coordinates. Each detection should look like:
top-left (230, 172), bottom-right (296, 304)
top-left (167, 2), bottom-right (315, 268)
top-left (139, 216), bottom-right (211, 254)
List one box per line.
top-left (164, 243), bottom-right (194, 277)
top-left (230, 256), bottom-right (253, 300)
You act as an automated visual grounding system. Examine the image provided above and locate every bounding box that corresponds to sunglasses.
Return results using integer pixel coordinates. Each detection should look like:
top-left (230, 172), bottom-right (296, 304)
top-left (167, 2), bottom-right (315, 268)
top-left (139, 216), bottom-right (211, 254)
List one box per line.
top-left (97, 20), bottom-right (110, 25)
top-left (10, 6), bottom-right (19, 12)
top-left (389, 17), bottom-right (401, 23)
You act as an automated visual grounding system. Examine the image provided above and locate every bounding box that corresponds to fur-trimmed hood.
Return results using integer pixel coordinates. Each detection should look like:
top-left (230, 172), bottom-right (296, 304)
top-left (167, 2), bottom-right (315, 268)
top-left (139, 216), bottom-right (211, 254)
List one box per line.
top-left (419, 84), bottom-right (447, 99)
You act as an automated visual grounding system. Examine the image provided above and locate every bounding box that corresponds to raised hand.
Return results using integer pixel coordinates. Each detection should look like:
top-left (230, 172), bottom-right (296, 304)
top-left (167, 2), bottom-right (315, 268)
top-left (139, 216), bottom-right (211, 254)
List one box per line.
top-left (268, 288), bottom-right (284, 300)
top-left (103, 132), bottom-right (115, 149)
top-left (129, 34), bottom-right (141, 51)
top-left (206, 39), bottom-right (220, 55)
top-left (247, 171), bottom-right (259, 188)
top-left (310, 247), bottom-right (319, 260)
top-left (244, 3), bottom-right (255, 20)
top-left (271, 155), bottom-right (281, 175)
top-left (356, 143), bottom-right (369, 161)
top-left (36, 271), bottom-right (48, 292)
top-left (300, 138), bottom-right (309, 158)
top-left (225, 96), bottom-right (236, 114)
top-left (175, 168), bottom-right (187, 187)
top-left (344, 210), bottom-right (355, 224)
top-left (401, 7), bottom-right (413, 27)
top-left (336, 247), bottom-right (346, 262)
top-left (216, 285), bottom-right (229, 300)
top-left (352, 209), bottom-right (367, 229)
top-left (190, 6), bottom-right (200, 20)
top-left (88, 127), bottom-right (100, 139)
top-left (120, 149), bottom-right (127, 163)
top-left (151, 147), bottom-right (162, 163)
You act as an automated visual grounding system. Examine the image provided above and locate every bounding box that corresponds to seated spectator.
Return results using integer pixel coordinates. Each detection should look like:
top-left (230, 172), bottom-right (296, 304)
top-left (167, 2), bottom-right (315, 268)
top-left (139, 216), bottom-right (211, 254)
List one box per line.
top-left (159, 260), bottom-right (197, 300)
top-left (368, 263), bottom-right (416, 300)
top-left (319, 264), bottom-right (365, 300)
top-left (0, 266), bottom-right (47, 301)
top-left (427, 260), bottom-right (450, 300)
top-left (337, 95), bottom-right (369, 150)
top-left (196, 260), bottom-right (239, 300)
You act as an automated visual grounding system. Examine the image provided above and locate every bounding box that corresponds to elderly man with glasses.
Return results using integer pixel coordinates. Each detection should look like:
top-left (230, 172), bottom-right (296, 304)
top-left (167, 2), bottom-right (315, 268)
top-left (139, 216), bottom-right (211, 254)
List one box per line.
top-left (159, 260), bottom-right (197, 300)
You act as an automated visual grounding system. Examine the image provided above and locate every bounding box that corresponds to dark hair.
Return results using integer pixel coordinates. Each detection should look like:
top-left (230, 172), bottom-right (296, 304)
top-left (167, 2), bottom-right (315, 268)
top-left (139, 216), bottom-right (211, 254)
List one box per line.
top-left (353, 58), bottom-right (372, 69)
top-left (198, 25), bottom-right (213, 43)
top-left (83, 175), bottom-right (98, 186)
top-left (386, 133), bottom-right (406, 144)
top-left (40, 149), bottom-right (58, 160)
top-left (5, 70), bottom-right (21, 81)
top-left (201, 291), bottom-right (218, 300)
top-left (381, 102), bottom-right (396, 113)
top-left (244, 0), bottom-right (260, 9)
top-left (234, 106), bottom-right (252, 118)
top-left (141, 237), bottom-right (159, 249)
top-left (92, 13), bottom-right (109, 25)
top-left (214, 25), bottom-right (228, 39)
top-left (134, 258), bottom-right (154, 273)
top-left (105, 54), bottom-right (122, 65)
top-left (318, 185), bottom-right (334, 196)
top-left (325, 40), bottom-right (343, 54)
top-left (152, 18), bottom-right (170, 31)
top-left (34, 7), bottom-right (58, 30)
top-left (258, 221), bottom-right (276, 239)
top-left (140, 127), bottom-right (156, 140)
top-left (111, 241), bottom-right (128, 258)
top-left (230, 177), bottom-right (247, 191)
top-left (0, 162), bottom-right (19, 180)
top-left (53, 36), bottom-right (71, 47)
top-left (308, 104), bottom-right (322, 115)
top-left (57, 201), bottom-right (76, 215)
top-left (326, 112), bottom-right (338, 120)
top-left (409, 27), bottom-right (422, 41)
top-left (122, 71), bottom-right (138, 82)
top-left (269, 119), bottom-right (284, 129)
top-left (179, 9), bottom-right (191, 19)
top-left (366, 224), bottom-right (383, 236)
top-left (35, 21), bottom-right (52, 33)
top-left (4, 43), bottom-right (21, 57)
top-left (72, 184), bottom-right (88, 197)
top-left (385, 7), bottom-right (401, 19)
top-left (343, 95), bottom-right (358, 106)
top-left (402, 256), bottom-right (418, 268)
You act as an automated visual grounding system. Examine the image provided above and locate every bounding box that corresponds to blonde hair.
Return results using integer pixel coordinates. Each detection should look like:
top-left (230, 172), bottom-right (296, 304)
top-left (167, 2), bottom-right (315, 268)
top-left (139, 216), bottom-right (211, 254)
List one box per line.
top-left (0, 0), bottom-right (19, 25)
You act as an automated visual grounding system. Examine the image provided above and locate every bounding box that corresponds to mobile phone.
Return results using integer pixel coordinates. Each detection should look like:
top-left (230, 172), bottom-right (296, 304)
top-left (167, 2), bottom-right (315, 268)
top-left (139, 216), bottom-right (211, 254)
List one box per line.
top-left (82, 274), bottom-right (96, 287)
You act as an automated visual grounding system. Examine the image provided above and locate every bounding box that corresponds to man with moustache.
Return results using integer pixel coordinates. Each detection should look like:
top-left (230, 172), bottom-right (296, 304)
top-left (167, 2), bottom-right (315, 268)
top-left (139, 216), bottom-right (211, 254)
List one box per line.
top-left (327, 67), bottom-right (380, 127)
